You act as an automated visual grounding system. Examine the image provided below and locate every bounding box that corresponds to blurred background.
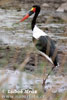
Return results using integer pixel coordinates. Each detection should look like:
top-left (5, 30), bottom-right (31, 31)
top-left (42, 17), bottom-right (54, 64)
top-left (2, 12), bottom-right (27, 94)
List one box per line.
top-left (0, 0), bottom-right (67, 100)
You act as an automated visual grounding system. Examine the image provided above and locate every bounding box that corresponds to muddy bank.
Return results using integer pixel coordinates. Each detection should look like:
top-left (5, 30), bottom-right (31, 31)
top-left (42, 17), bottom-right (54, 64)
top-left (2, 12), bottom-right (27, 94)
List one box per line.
top-left (0, 45), bottom-right (48, 71)
top-left (0, 45), bottom-right (67, 76)
top-left (0, 0), bottom-right (67, 10)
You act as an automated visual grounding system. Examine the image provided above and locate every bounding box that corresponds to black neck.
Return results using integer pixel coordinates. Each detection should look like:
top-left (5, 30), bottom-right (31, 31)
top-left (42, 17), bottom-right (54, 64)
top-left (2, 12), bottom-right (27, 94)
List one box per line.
top-left (31, 11), bottom-right (39, 30)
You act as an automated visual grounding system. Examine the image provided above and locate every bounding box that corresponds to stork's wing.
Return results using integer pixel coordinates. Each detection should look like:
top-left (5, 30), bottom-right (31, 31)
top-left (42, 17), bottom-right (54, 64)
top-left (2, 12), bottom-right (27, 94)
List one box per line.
top-left (35, 36), bottom-right (58, 66)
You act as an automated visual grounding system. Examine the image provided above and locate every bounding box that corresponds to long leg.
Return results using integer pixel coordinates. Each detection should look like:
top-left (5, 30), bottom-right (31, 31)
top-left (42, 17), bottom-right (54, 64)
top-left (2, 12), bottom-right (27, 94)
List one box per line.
top-left (42, 66), bottom-right (55, 87)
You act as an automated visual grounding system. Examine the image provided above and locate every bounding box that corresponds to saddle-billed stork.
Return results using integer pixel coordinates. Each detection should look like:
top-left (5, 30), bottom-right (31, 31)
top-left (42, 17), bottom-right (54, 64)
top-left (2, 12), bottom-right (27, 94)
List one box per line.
top-left (19, 5), bottom-right (59, 86)
top-left (20, 5), bottom-right (59, 68)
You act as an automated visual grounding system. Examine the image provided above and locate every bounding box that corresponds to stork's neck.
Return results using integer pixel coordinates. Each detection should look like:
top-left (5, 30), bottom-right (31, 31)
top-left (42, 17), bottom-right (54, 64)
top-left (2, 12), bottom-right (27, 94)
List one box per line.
top-left (31, 11), bottom-right (40, 30)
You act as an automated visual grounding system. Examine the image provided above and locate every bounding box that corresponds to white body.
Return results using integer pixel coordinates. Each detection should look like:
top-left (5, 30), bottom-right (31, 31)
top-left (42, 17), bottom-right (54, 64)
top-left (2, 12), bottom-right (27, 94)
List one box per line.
top-left (33, 25), bottom-right (47, 39)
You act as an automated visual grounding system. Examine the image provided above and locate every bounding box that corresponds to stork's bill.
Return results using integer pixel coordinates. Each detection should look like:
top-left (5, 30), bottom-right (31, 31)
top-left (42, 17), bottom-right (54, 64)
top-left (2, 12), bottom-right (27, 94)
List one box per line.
top-left (20, 7), bottom-right (36, 22)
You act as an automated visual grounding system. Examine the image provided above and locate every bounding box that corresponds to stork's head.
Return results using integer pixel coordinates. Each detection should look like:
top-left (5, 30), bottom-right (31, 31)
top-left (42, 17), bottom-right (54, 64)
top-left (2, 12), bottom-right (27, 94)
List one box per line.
top-left (20, 5), bottom-right (40, 22)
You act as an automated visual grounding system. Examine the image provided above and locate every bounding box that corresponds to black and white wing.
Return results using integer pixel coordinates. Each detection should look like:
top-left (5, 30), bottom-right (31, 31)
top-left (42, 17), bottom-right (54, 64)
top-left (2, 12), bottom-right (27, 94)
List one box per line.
top-left (35, 36), bottom-right (59, 67)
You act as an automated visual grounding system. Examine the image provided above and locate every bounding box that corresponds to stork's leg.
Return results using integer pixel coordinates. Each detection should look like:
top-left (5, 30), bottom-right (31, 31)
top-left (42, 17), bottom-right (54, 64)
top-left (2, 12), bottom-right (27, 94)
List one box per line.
top-left (42, 66), bottom-right (55, 87)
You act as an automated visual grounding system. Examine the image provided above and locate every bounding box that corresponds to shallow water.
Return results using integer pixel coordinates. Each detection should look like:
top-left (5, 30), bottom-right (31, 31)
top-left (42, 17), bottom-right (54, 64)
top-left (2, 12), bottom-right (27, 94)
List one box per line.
top-left (0, 70), bottom-right (67, 93)
top-left (0, 8), bottom-right (32, 47)
top-left (0, 8), bottom-right (67, 52)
